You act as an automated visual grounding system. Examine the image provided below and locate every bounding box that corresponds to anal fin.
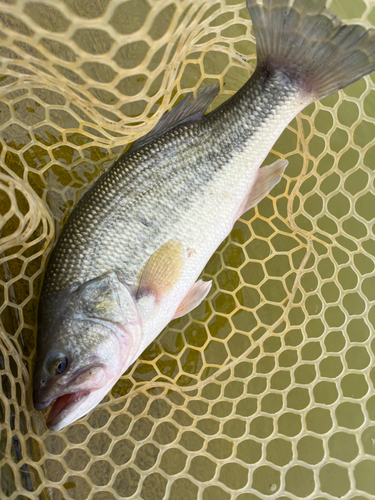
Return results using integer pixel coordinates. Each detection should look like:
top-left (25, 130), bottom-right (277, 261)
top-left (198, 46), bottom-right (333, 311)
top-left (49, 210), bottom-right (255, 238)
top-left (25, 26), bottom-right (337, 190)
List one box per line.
top-left (173, 280), bottom-right (212, 319)
top-left (240, 159), bottom-right (288, 216)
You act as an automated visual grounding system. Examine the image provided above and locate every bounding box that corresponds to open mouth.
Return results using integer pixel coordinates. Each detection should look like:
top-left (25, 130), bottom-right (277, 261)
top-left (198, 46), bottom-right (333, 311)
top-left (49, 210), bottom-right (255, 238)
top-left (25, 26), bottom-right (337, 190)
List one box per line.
top-left (47, 390), bottom-right (90, 426)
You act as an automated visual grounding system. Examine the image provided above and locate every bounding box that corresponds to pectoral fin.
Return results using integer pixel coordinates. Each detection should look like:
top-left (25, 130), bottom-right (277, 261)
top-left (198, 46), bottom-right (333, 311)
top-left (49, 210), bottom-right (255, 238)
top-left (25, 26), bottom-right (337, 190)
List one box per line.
top-left (138, 240), bottom-right (185, 301)
top-left (173, 279), bottom-right (212, 319)
top-left (241, 159), bottom-right (288, 215)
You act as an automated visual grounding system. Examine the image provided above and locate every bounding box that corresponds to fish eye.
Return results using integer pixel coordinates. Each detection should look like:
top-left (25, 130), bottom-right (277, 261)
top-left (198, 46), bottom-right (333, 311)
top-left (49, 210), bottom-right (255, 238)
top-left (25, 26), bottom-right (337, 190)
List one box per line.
top-left (47, 353), bottom-right (69, 375)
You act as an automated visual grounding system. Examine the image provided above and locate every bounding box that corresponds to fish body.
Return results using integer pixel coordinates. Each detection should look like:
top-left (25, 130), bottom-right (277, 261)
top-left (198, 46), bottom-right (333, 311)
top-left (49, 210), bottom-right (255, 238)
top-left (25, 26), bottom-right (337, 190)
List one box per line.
top-left (33, 0), bottom-right (375, 430)
top-left (44, 72), bottom-right (301, 354)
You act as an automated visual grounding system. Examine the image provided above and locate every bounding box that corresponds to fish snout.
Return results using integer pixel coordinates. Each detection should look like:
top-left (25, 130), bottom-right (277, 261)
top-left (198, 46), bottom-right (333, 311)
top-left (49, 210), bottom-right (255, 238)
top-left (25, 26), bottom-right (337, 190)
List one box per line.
top-left (33, 372), bottom-right (59, 411)
top-left (33, 387), bottom-right (54, 411)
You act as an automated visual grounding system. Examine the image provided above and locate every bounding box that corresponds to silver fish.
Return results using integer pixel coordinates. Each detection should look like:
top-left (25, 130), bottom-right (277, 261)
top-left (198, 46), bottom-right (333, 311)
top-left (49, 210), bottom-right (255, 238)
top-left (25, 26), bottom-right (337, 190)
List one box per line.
top-left (33, 0), bottom-right (375, 430)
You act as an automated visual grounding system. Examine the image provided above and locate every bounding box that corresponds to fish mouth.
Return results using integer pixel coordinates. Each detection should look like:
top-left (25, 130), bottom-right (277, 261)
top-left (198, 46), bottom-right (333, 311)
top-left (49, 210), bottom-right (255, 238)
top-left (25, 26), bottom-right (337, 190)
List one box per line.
top-left (33, 396), bottom-right (54, 411)
top-left (46, 390), bottom-right (91, 429)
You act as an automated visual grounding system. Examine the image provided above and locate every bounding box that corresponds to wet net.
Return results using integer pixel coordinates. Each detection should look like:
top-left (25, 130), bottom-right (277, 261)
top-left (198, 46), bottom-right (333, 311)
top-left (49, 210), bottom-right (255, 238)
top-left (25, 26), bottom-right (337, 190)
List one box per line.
top-left (0, 0), bottom-right (375, 498)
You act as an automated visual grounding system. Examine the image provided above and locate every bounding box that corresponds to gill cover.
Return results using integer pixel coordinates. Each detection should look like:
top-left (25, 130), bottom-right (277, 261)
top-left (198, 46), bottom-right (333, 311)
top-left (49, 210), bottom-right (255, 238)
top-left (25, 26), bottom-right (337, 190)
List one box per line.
top-left (67, 272), bottom-right (139, 328)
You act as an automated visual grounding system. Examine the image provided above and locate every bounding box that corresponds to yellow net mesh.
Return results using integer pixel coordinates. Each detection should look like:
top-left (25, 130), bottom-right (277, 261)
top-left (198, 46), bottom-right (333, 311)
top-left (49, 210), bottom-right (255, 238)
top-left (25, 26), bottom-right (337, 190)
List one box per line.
top-left (1, 0), bottom-right (375, 498)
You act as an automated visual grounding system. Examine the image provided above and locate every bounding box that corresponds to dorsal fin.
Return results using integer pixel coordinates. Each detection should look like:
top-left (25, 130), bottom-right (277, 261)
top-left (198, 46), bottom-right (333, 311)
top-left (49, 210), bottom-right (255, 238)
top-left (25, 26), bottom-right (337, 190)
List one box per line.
top-left (127, 83), bottom-right (220, 154)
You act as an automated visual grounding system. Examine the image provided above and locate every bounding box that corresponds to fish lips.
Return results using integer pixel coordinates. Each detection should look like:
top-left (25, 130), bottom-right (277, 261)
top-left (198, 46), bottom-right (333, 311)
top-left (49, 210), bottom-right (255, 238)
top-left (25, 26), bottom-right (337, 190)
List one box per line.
top-left (46, 390), bottom-right (92, 431)
top-left (33, 365), bottom-right (107, 426)
top-left (33, 375), bottom-right (59, 411)
top-left (33, 385), bottom-right (91, 420)
top-left (33, 394), bottom-right (54, 412)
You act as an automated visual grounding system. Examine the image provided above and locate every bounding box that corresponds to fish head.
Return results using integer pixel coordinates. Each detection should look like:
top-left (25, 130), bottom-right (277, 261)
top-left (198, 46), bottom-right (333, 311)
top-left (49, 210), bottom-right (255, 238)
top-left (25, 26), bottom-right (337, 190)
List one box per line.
top-left (33, 272), bottom-right (141, 431)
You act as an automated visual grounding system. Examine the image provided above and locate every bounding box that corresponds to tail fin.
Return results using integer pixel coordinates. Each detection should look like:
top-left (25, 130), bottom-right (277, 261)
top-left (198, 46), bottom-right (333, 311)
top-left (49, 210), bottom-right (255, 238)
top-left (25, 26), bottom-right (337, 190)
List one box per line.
top-left (246, 0), bottom-right (375, 100)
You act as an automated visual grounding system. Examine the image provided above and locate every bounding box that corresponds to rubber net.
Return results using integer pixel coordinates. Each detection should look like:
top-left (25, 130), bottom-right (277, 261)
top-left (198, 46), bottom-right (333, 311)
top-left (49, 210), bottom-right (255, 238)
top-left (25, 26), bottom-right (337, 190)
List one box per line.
top-left (0, 0), bottom-right (375, 498)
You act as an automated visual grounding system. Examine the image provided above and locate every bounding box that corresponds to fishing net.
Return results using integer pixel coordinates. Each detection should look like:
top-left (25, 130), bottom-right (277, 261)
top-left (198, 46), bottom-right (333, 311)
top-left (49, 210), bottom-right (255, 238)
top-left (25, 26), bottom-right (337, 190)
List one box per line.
top-left (1, 0), bottom-right (375, 498)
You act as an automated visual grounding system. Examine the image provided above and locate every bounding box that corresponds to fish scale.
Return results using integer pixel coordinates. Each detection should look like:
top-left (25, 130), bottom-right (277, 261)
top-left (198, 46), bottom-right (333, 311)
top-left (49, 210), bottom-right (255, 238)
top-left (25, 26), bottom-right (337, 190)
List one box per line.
top-left (45, 72), bottom-right (298, 298)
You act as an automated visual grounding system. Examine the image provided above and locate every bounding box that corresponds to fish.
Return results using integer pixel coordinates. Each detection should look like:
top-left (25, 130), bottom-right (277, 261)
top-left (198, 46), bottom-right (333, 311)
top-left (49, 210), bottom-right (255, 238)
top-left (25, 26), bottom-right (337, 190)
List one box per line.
top-left (33, 0), bottom-right (375, 431)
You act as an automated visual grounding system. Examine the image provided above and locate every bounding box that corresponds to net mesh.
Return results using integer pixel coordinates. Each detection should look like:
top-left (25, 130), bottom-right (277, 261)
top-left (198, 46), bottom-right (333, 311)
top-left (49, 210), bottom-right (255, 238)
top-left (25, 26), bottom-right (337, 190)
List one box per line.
top-left (1, 0), bottom-right (375, 498)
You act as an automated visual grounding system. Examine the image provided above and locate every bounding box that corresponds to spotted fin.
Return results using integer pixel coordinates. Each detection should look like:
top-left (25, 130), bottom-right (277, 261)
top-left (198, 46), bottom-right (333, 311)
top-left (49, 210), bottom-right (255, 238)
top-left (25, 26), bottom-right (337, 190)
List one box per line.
top-left (137, 240), bottom-right (185, 301)
top-left (173, 280), bottom-right (212, 320)
top-left (240, 159), bottom-right (288, 215)
top-left (127, 84), bottom-right (220, 153)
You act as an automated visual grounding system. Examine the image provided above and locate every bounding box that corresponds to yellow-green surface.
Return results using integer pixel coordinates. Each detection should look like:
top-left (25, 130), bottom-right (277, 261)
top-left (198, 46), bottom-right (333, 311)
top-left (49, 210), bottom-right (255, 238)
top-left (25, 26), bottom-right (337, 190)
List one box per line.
top-left (0, 0), bottom-right (375, 499)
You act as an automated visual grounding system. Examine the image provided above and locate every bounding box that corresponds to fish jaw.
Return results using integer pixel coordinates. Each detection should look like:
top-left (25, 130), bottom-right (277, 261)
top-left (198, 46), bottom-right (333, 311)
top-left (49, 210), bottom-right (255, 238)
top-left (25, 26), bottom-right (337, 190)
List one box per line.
top-left (45, 377), bottom-right (118, 431)
top-left (34, 360), bottom-right (128, 431)
top-left (47, 391), bottom-right (91, 428)
top-left (34, 340), bottom-right (134, 431)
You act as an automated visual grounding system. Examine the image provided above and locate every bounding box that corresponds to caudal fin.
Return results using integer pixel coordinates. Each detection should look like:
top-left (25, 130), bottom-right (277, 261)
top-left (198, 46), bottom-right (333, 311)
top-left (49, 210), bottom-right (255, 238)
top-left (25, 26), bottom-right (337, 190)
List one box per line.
top-left (247, 0), bottom-right (375, 100)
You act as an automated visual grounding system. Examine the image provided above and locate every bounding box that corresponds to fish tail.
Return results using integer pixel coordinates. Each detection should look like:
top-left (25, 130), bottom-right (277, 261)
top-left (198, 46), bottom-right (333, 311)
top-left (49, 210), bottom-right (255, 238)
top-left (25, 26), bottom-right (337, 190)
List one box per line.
top-left (246, 0), bottom-right (375, 100)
